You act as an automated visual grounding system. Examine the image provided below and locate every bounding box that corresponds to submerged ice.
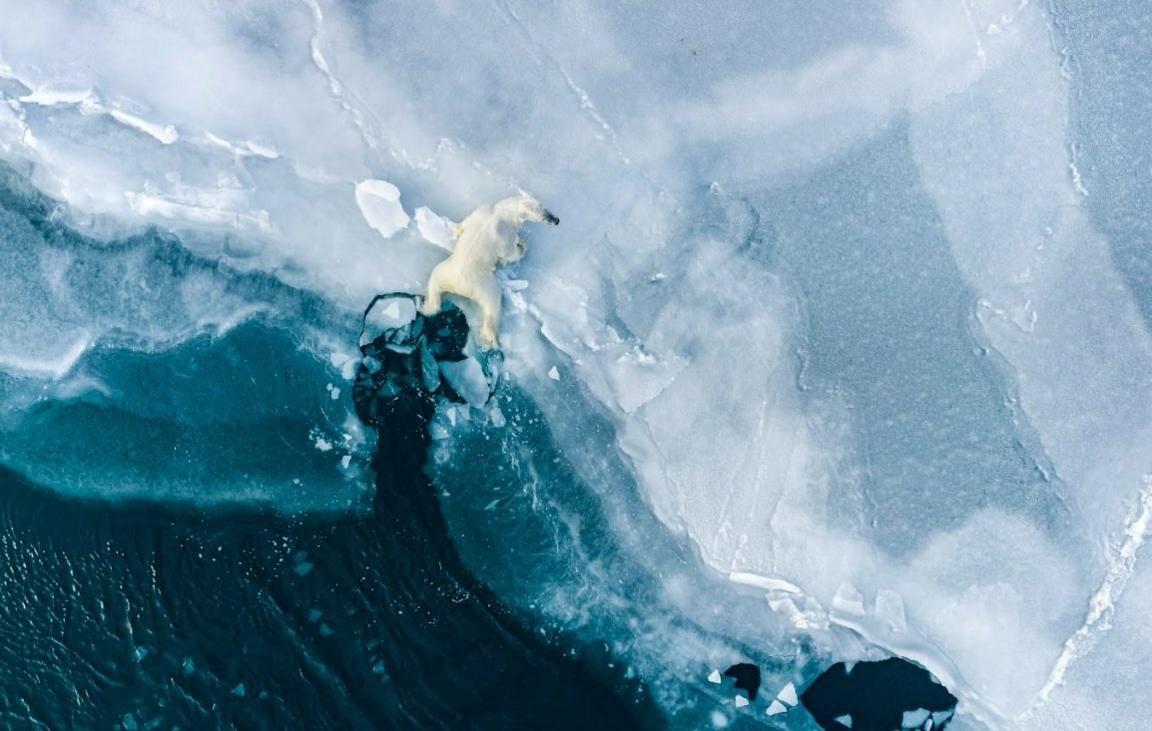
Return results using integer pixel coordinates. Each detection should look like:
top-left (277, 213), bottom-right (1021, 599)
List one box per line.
top-left (0, 0), bottom-right (1149, 727)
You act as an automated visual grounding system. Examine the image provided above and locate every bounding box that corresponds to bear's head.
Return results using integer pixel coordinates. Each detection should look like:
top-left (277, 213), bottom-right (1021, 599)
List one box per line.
top-left (499, 195), bottom-right (559, 227)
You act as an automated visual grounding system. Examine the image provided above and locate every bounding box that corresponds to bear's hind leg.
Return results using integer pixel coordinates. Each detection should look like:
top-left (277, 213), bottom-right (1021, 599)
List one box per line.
top-left (421, 268), bottom-right (445, 316)
top-left (474, 277), bottom-right (503, 350)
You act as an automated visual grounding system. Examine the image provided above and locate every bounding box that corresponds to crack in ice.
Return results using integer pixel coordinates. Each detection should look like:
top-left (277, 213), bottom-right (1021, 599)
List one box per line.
top-left (496, 0), bottom-right (632, 168)
top-left (1024, 475), bottom-right (1152, 717)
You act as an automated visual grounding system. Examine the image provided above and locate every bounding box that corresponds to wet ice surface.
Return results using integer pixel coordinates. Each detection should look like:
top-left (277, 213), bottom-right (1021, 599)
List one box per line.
top-left (0, 0), bottom-right (1150, 727)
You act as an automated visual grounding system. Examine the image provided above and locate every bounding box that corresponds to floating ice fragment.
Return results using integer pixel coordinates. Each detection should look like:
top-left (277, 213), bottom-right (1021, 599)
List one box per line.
top-left (293, 562), bottom-right (314, 576)
top-left (330, 387), bottom-right (341, 400)
top-left (182, 657), bottom-right (195, 674)
top-left (372, 660), bottom-right (387, 674)
top-left (355, 179), bottom-right (410, 238)
top-left (489, 405), bottom-right (506, 428)
top-left (231, 683), bottom-right (246, 697)
top-left (308, 609), bottom-right (322, 623)
top-left (314, 437), bottom-right (333, 452)
top-left (901, 707), bottom-right (930, 728)
top-left (734, 695), bottom-right (749, 708)
top-left (548, 366), bottom-right (560, 381)
top-left (340, 455), bottom-right (351, 469)
top-left (707, 669), bottom-right (722, 684)
top-left (835, 714), bottom-right (853, 728)
top-left (439, 358), bottom-right (491, 407)
top-left (319, 623), bottom-right (334, 636)
top-left (121, 713), bottom-right (138, 731)
top-left (766, 700), bottom-right (787, 716)
top-left (709, 710), bottom-right (727, 728)
top-left (776, 682), bottom-right (798, 707)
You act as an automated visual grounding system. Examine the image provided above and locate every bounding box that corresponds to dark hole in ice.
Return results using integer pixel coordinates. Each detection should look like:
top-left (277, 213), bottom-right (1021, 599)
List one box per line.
top-left (801, 657), bottom-right (957, 731)
top-left (723, 662), bottom-right (761, 700)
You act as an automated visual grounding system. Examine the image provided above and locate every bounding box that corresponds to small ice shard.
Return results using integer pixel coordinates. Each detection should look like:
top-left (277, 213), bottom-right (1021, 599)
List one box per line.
top-left (901, 708), bottom-right (930, 728)
top-left (315, 437), bottom-right (333, 452)
top-left (294, 561), bottom-right (314, 576)
top-left (728, 571), bottom-right (802, 594)
top-left (231, 683), bottom-right (246, 697)
top-left (355, 179), bottom-right (410, 238)
top-left (330, 387), bottom-right (341, 400)
top-left (832, 583), bottom-right (865, 615)
top-left (489, 405), bottom-right (506, 428)
top-left (132, 647), bottom-right (149, 662)
top-left (776, 682), bottom-right (798, 707)
top-left (709, 710), bottom-right (727, 728)
top-left (931, 710), bottom-right (954, 726)
top-left (414, 206), bottom-right (455, 251)
top-left (108, 109), bottom-right (178, 144)
top-left (734, 695), bottom-right (749, 708)
top-left (372, 660), bottom-right (387, 674)
top-left (319, 623), bottom-right (334, 636)
top-left (707, 669), bottom-right (723, 684)
top-left (121, 713), bottom-right (138, 731)
top-left (340, 455), bottom-right (352, 469)
top-left (182, 657), bottom-right (195, 674)
top-left (835, 714), bottom-right (853, 728)
top-left (766, 700), bottom-right (787, 716)
top-left (548, 366), bottom-right (560, 381)
top-left (308, 609), bottom-right (322, 623)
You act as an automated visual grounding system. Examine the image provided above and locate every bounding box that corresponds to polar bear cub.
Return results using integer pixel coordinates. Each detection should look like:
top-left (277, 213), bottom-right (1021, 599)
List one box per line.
top-left (421, 195), bottom-right (559, 349)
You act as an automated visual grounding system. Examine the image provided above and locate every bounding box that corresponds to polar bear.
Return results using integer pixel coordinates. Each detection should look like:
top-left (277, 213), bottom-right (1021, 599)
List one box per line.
top-left (420, 195), bottom-right (559, 349)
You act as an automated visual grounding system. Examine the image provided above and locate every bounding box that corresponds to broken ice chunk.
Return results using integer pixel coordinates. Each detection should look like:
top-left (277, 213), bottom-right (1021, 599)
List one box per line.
top-left (548, 366), bottom-right (560, 381)
top-left (355, 179), bottom-right (410, 238)
top-left (776, 682), bottom-right (798, 707)
top-left (707, 669), bottom-right (723, 684)
top-left (766, 700), bottom-right (787, 716)
top-left (231, 683), bottom-right (246, 697)
top-left (414, 206), bottom-right (455, 251)
top-left (901, 708), bottom-right (930, 728)
top-left (439, 357), bottom-right (491, 407)
top-left (835, 714), bottom-right (853, 728)
top-left (734, 695), bottom-right (748, 708)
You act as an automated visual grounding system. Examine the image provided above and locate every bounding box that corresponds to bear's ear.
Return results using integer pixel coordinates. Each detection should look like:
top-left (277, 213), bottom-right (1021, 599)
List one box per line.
top-left (453, 224), bottom-right (464, 240)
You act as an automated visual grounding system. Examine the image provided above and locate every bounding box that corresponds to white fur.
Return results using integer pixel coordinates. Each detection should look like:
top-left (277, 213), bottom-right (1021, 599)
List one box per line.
top-left (420, 195), bottom-right (557, 349)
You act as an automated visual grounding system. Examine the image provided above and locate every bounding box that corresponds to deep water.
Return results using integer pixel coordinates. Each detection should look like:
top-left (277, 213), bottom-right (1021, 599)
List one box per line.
top-left (0, 312), bottom-right (653, 730)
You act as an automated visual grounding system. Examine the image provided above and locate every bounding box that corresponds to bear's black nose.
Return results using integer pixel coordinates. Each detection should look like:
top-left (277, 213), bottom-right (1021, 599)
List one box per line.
top-left (544, 210), bottom-right (559, 225)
